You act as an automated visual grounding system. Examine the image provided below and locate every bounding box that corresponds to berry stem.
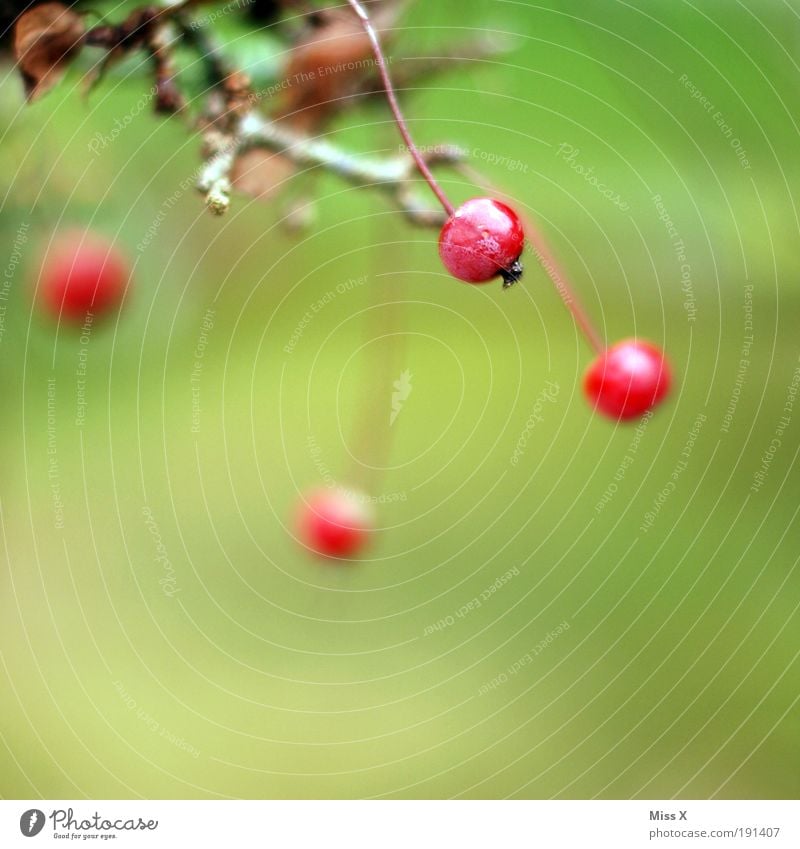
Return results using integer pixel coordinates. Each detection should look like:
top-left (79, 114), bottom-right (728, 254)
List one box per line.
top-left (458, 162), bottom-right (605, 354)
top-left (344, 0), bottom-right (456, 217)
top-left (523, 218), bottom-right (605, 355)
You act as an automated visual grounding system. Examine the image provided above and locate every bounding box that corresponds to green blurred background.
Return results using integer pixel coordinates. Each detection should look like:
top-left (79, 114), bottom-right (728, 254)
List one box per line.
top-left (1, 0), bottom-right (799, 799)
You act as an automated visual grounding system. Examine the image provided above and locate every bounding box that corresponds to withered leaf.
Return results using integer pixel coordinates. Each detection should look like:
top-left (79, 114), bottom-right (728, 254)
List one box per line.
top-left (277, 1), bottom-right (406, 131)
top-left (232, 149), bottom-right (296, 202)
top-left (14, 2), bottom-right (85, 101)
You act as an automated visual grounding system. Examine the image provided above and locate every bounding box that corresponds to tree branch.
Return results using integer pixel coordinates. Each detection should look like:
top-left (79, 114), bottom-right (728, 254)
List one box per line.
top-left (196, 110), bottom-right (463, 223)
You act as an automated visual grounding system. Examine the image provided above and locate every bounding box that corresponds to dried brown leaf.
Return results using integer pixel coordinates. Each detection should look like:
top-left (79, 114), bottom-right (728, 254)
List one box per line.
top-left (14, 2), bottom-right (85, 101)
top-left (232, 149), bottom-right (296, 202)
top-left (277, 1), bottom-right (406, 130)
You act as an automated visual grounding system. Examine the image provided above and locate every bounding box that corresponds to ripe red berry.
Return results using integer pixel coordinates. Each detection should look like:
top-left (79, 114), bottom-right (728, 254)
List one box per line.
top-left (295, 487), bottom-right (374, 559)
top-left (39, 230), bottom-right (129, 322)
top-left (584, 339), bottom-right (672, 420)
top-left (438, 197), bottom-right (525, 287)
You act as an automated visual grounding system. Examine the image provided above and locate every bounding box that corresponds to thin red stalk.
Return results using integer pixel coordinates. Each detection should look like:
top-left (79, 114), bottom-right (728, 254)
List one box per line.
top-left (344, 0), bottom-right (455, 216)
top-left (459, 162), bottom-right (605, 354)
top-left (346, 1), bottom-right (603, 354)
top-left (523, 218), bottom-right (605, 355)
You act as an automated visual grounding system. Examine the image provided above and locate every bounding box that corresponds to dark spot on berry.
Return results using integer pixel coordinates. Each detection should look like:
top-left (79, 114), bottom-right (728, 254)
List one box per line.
top-left (501, 258), bottom-right (523, 289)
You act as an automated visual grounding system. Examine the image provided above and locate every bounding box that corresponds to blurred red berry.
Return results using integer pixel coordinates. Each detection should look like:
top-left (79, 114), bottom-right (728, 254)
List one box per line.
top-left (438, 197), bottom-right (524, 286)
top-left (295, 487), bottom-right (374, 559)
top-left (39, 230), bottom-right (129, 322)
top-left (584, 339), bottom-right (671, 420)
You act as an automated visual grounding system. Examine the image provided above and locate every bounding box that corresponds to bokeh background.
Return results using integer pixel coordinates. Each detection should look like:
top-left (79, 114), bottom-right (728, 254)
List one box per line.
top-left (1, 0), bottom-right (799, 799)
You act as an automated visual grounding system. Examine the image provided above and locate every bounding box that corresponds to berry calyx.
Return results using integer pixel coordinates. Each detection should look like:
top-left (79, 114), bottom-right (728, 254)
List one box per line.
top-left (584, 339), bottom-right (672, 420)
top-left (438, 197), bottom-right (525, 286)
top-left (295, 487), bottom-right (374, 559)
top-left (39, 230), bottom-right (129, 322)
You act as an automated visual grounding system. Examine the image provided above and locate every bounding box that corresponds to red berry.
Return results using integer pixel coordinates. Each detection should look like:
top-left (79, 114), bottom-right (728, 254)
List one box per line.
top-left (584, 339), bottom-right (671, 420)
top-left (295, 487), bottom-right (374, 559)
top-left (39, 230), bottom-right (129, 322)
top-left (438, 197), bottom-right (525, 286)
